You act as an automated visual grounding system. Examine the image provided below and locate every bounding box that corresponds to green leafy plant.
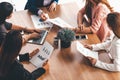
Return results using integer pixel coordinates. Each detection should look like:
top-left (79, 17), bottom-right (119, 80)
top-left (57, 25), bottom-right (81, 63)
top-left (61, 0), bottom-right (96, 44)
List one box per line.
top-left (57, 28), bottom-right (75, 42)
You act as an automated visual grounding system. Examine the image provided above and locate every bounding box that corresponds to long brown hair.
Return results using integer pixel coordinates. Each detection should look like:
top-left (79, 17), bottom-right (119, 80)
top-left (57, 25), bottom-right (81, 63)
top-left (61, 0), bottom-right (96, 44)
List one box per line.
top-left (0, 30), bottom-right (22, 76)
top-left (107, 12), bottom-right (120, 38)
top-left (85, 0), bottom-right (113, 25)
top-left (0, 2), bottom-right (13, 24)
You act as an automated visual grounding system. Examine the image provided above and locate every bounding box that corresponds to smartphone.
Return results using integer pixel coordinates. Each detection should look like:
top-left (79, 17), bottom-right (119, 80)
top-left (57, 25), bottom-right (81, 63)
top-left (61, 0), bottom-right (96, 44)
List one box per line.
top-left (75, 35), bottom-right (88, 40)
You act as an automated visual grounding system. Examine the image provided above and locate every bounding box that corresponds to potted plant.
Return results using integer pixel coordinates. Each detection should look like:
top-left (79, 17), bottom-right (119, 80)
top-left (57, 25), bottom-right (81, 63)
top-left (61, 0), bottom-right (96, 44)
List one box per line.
top-left (57, 28), bottom-right (75, 48)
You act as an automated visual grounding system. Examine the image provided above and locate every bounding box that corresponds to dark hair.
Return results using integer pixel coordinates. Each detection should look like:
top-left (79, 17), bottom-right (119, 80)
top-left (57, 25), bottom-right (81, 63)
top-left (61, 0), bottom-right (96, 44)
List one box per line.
top-left (85, 0), bottom-right (113, 25)
top-left (0, 30), bottom-right (22, 76)
top-left (107, 12), bottom-right (120, 38)
top-left (0, 2), bottom-right (13, 24)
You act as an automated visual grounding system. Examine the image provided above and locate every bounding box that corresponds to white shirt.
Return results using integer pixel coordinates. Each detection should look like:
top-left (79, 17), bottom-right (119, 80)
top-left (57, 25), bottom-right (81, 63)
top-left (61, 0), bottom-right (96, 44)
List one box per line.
top-left (44, 0), bottom-right (52, 6)
top-left (92, 36), bottom-right (120, 71)
top-left (38, 0), bottom-right (55, 15)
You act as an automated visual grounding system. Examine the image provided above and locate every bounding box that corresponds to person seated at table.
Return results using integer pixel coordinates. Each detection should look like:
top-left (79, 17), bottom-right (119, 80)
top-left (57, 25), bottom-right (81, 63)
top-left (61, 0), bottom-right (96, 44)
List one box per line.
top-left (85, 12), bottom-right (120, 72)
top-left (0, 30), bottom-right (49, 80)
top-left (74, 0), bottom-right (114, 42)
top-left (0, 2), bottom-right (41, 46)
top-left (25, 0), bottom-right (59, 21)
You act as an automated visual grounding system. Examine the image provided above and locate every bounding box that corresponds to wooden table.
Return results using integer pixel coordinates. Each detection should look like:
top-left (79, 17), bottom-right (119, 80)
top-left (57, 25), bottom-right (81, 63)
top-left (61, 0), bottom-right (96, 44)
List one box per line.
top-left (7, 1), bottom-right (120, 80)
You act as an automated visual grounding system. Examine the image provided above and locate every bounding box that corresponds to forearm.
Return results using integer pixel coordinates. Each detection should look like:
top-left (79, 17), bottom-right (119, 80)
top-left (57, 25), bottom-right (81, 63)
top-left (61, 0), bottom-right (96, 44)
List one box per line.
top-left (77, 11), bottom-right (84, 25)
top-left (95, 60), bottom-right (120, 72)
top-left (78, 26), bottom-right (92, 34)
top-left (92, 41), bottom-right (111, 51)
top-left (77, 7), bottom-right (85, 26)
top-left (22, 34), bottom-right (31, 45)
top-left (12, 24), bottom-right (25, 31)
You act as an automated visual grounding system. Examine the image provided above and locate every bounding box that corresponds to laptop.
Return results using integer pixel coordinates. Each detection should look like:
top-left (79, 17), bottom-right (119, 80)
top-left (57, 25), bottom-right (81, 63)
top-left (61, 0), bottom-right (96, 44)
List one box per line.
top-left (27, 26), bottom-right (52, 45)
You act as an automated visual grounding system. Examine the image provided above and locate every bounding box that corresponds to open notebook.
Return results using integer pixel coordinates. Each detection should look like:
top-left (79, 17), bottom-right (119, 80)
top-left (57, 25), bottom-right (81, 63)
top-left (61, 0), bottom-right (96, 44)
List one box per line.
top-left (76, 41), bottom-right (98, 59)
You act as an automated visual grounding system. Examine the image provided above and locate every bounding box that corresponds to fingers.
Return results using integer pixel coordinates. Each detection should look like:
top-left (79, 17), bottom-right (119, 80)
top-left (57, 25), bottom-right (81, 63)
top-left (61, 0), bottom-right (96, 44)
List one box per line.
top-left (40, 13), bottom-right (48, 21)
top-left (43, 60), bottom-right (48, 66)
top-left (30, 32), bottom-right (41, 39)
top-left (78, 24), bottom-right (84, 31)
top-left (49, 6), bottom-right (55, 12)
top-left (84, 44), bottom-right (92, 50)
top-left (29, 48), bottom-right (39, 58)
top-left (48, 3), bottom-right (56, 12)
top-left (87, 56), bottom-right (97, 65)
top-left (87, 56), bottom-right (93, 60)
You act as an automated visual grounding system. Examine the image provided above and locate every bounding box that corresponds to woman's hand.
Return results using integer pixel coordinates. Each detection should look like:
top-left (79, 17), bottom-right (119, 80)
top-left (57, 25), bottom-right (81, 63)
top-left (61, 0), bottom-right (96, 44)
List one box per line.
top-left (84, 44), bottom-right (93, 50)
top-left (29, 32), bottom-right (40, 39)
top-left (29, 48), bottom-right (39, 58)
top-left (78, 24), bottom-right (84, 31)
top-left (40, 12), bottom-right (49, 21)
top-left (48, 2), bottom-right (57, 12)
top-left (43, 60), bottom-right (49, 70)
top-left (87, 57), bottom-right (97, 65)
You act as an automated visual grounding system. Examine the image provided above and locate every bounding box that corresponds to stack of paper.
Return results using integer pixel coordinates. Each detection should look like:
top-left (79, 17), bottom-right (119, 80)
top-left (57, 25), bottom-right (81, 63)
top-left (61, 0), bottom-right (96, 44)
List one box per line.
top-left (47, 17), bottom-right (73, 28)
top-left (31, 15), bottom-right (73, 29)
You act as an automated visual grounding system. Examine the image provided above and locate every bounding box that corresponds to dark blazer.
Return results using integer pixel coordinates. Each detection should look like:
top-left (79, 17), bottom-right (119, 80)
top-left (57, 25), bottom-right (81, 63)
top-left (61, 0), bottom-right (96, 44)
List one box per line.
top-left (25, 0), bottom-right (59, 15)
top-left (0, 60), bottom-right (45, 80)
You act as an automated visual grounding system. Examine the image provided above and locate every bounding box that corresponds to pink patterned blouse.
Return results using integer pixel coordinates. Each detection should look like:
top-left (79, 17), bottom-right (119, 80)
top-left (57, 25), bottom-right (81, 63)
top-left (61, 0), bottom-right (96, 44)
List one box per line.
top-left (89, 3), bottom-right (113, 42)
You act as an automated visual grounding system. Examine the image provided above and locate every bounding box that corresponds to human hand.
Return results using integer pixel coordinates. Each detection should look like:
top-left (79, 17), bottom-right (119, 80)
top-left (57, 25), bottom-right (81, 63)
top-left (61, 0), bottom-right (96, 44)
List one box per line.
top-left (29, 32), bottom-right (40, 39)
top-left (24, 27), bottom-right (35, 33)
top-left (84, 44), bottom-right (93, 50)
top-left (73, 27), bottom-right (81, 33)
top-left (43, 60), bottom-right (49, 70)
top-left (48, 2), bottom-right (57, 12)
top-left (29, 48), bottom-right (39, 58)
top-left (40, 12), bottom-right (49, 21)
top-left (78, 24), bottom-right (84, 31)
top-left (87, 57), bottom-right (97, 66)
top-left (33, 28), bottom-right (43, 33)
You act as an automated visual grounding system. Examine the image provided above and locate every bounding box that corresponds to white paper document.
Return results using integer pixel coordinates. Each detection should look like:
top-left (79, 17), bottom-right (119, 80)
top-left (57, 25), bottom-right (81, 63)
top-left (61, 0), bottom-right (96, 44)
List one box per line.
top-left (47, 17), bottom-right (73, 28)
top-left (76, 41), bottom-right (98, 59)
top-left (30, 41), bottom-right (54, 68)
top-left (31, 15), bottom-right (53, 29)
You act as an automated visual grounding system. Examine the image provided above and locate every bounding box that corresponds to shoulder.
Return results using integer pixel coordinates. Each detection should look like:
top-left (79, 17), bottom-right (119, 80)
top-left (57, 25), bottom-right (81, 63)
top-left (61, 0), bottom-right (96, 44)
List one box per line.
top-left (4, 21), bottom-right (12, 30)
top-left (97, 3), bottom-right (110, 12)
top-left (6, 60), bottom-right (26, 80)
top-left (115, 37), bottom-right (120, 44)
top-left (11, 60), bottom-right (24, 73)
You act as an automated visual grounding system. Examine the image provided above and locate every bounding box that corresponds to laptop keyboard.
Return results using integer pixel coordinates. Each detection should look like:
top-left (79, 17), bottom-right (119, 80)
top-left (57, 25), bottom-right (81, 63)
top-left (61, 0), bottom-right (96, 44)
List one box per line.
top-left (28, 30), bottom-right (48, 44)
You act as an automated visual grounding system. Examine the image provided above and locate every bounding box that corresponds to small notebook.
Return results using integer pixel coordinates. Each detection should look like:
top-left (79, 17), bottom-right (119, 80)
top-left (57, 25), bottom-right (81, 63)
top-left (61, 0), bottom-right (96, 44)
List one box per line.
top-left (27, 30), bottom-right (48, 45)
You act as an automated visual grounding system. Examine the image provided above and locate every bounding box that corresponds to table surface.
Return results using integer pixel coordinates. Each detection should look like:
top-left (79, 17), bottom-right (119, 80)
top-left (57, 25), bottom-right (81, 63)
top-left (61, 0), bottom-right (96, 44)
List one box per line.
top-left (7, 1), bottom-right (120, 80)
